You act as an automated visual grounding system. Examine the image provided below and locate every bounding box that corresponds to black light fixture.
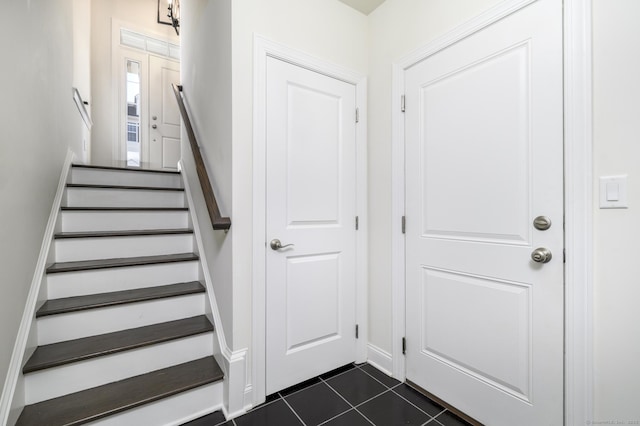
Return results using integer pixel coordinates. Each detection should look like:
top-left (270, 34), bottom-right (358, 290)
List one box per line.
top-left (158, 0), bottom-right (180, 35)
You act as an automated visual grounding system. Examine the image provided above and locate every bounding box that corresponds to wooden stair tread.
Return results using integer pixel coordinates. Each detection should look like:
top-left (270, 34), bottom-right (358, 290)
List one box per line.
top-left (60, 206), bottom-right (188, 211)
top-left (46, 253), bottom-right (199, 274)
top-left (37, 281), bottom-right (205, 317)
top-left (67, 183), bottom-right (184, 191)
top-left (16, 356), bottom-right (223, 426)
top-left (54, 228), bottom-right (193, 239)
top-left (23, 316), bottom-right (213, 373)
top-left (72, 163), bottom-right (181, 174)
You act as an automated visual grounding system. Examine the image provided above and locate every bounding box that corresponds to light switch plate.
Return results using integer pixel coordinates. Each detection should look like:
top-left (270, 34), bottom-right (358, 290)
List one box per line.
top-left (600, 175), bottom-right (628, 209)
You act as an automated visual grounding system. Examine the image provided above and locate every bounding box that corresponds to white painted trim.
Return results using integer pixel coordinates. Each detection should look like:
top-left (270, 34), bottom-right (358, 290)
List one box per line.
top-left (563, 1), bottom-right (594, 424)
top-left (220, 346), bottom-right (248, 419)
top-left (366, 344), bottom-right (393, 377)
top-left (391, 0), bottom-right (593, 422)
top-left (252, 34), bottom-right (368, 407)
top-left (180, 159), bottom-right (230, 354)
top-left (0, 150), bottom-right (75, 425)
top-left (180, 160), bottom-right (249, 418)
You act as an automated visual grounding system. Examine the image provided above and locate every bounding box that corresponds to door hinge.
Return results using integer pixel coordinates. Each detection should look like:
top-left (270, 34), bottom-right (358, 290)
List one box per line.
top-left (402, 337), bottom-right (406, 355)
top-left (355, 107), bottom-right (360, 123)
top-left (356, 324), bottom-right (359, 339)
top-left (563, 248), bottom-right (566, 263)
top-left (401, 95), bottom-right (406, 113)
top-left (355, 216), bottom-right (359, 230)
top-left (402, 216), bottom-right (406, 234)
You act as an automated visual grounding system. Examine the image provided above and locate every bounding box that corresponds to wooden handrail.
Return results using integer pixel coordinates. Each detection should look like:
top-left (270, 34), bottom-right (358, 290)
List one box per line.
top-left (172, 84), bottom-right (231, 230)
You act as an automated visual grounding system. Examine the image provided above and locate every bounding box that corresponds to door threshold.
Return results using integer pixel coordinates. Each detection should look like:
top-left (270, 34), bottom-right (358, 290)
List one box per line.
top-left (406, 379), bottom-right (484, 426)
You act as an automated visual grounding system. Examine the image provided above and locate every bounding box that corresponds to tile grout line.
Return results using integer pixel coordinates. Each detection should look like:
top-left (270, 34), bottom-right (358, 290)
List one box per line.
top-left (355, 364), bottom-right (402, 390)
top-left (280, 393), bottom-right (308, 426)
top-left (275, 364), bottom-right (356, 400)
top-left (389, 386), bottom-right (440, 421)
top-left (316, 408), bottom-right (355, 426)
top-left (320, 376), bottom-right (381, 426)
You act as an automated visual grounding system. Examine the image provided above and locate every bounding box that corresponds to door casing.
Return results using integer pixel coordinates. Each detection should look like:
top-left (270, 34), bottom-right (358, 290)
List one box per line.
top-left (252, 35), bottom-right (368, 407)
top-left (390, 0), bottom-right (594, 425)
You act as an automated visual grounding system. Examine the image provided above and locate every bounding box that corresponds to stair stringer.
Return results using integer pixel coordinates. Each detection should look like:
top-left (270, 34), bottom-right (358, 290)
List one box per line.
top-left (0, 150), bottom-right (75, 426)
top-left (179, 160), bottom-right (249, 419)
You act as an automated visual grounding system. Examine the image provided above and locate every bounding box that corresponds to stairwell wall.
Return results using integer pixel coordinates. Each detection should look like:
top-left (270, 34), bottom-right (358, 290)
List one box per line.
top-left (0, 0), bottom-right (85, 398)
top-left (180, 0), bottom-right (234, 347)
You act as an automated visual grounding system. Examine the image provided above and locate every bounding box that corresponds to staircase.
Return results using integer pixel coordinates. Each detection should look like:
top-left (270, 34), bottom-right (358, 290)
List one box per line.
top-left (16, 164), bottom-right (224, 426)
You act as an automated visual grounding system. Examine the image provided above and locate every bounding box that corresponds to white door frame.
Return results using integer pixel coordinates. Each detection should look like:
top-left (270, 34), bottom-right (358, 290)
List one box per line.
top-left (252, 35), bottom-right (368, 407)
top-left (390, 0), bottom-right (593, 425)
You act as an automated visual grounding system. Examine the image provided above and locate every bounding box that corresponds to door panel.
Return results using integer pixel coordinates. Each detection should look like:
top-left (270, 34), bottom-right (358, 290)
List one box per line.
top-left (405, 1), bottom-right (563, 424)
top-left (149, 56), bottom-right (180, 169)
top-left (266, 57), bottom-right (357, 395)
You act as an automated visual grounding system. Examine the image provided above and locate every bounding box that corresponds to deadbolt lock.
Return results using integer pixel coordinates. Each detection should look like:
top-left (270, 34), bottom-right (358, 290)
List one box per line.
top-left (533, 216), bottom-right (551, 231)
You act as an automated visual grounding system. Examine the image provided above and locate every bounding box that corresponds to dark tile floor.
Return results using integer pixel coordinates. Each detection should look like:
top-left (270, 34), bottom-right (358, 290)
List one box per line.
top-left (184, 363), bottom-right (473, 426)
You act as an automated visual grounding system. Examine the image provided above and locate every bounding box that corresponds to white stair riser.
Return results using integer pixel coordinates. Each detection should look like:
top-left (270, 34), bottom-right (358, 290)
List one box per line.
top-left (37, 294), bottom-right (206, 345)
top-left (61, 210), bottom-right (190, 232)
top-left (87, 382), bottom-right (223, 426)
top-left (54, 234), bottom-right (194, 262)
top-left (24, 333), bottom-right (214, 404)
top-left (71, 168), bottom-right (183, 189)
top-left (65, 188), bottom-right (185, 208)
top-left (47, 261), bottom-right (199, 299)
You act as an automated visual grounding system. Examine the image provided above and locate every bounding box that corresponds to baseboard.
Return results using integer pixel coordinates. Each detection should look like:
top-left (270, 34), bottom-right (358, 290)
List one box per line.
top-left (0, 150), bottom-right (75, 425)
top-left (367, 343), bottom-right (394, 377)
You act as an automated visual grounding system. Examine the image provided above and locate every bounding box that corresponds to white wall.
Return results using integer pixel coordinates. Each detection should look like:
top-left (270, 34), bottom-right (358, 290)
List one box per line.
top-left (0, 0), bottom-right (84, 397)
top-left (230, 0), bottom-right (369, 353)
top-left (180, 0), bottom-right (234, 346)
top-left (90, 0), bottom-right (179, 165)
top-left (592, 0), bottom-right (640, 421)
top-left (366, 0), bottom-right (502, 354)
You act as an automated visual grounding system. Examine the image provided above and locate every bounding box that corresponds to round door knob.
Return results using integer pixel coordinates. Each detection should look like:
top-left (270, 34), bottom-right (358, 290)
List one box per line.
top-left (531, 247), bottom-right (552, 263)
top-left (151, 124), bottom-right (158, 129)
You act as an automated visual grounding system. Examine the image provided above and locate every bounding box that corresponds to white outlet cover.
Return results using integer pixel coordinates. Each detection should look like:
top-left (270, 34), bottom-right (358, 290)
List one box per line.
top-left (599, 175), bottom-right (628, 209)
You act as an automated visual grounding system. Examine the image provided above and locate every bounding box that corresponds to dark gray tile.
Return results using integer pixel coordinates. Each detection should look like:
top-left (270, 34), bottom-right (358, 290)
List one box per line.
top-left (234, 400), bottom-right (302, 426)
top-left (393, 384), bottom-right (444, 417)
top-left (285, 382), bottom-right (350, 425)
top-left (182, 410), bottom-right (227, 425)
top-left (279, 376), bottom-right (322, 397)
top-left (434, 410), bottom-right (473, 426)
top-left (322, 409), bottom-right (372, 426)
top-left (358, 391), bottom-right (430, 426)
top-left (319, 363), bottom-right (356, 380)
top-left (359, 364), bottom-right (400, 388)
top-left (326, 368), bottom-right (386, 406)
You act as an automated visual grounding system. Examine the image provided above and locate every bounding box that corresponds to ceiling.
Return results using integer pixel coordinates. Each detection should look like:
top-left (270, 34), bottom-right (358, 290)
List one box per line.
top-left (337, 0), bottom-right (387, 15)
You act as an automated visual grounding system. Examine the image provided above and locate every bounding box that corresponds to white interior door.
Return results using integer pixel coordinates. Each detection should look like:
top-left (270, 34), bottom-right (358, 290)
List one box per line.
top-left (149, 55), bottom-right (181, 169)
top-left (265, 56), bottom-right (357, 395)
top-left (404, 1), bottom-right (563, 425)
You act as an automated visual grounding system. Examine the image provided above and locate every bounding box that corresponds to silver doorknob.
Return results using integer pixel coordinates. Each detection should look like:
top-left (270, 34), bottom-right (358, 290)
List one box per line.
top-left (531, 247), bottom-right (552, 263)
top-left (270, 239), bottom-right (294, 250)
top-left (152, 115), bottom-right (158, 120)
top-left (151, 124), bottom-right (158, 129)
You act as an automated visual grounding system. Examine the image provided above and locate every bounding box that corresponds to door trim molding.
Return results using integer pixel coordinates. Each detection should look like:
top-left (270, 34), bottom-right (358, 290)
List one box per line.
top-left (390, 0), bottom-right (593, 424)
top-left (252, 34), bottom-right (368, 407)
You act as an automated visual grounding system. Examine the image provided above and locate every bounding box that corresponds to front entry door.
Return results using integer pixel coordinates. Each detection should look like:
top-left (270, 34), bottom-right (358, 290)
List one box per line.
top-left (404, 1), bottom-right (564, 425)
top-left (149, 55), bottom-right (180, 169)
top-left (265, 57), bottom-right (357, 394)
